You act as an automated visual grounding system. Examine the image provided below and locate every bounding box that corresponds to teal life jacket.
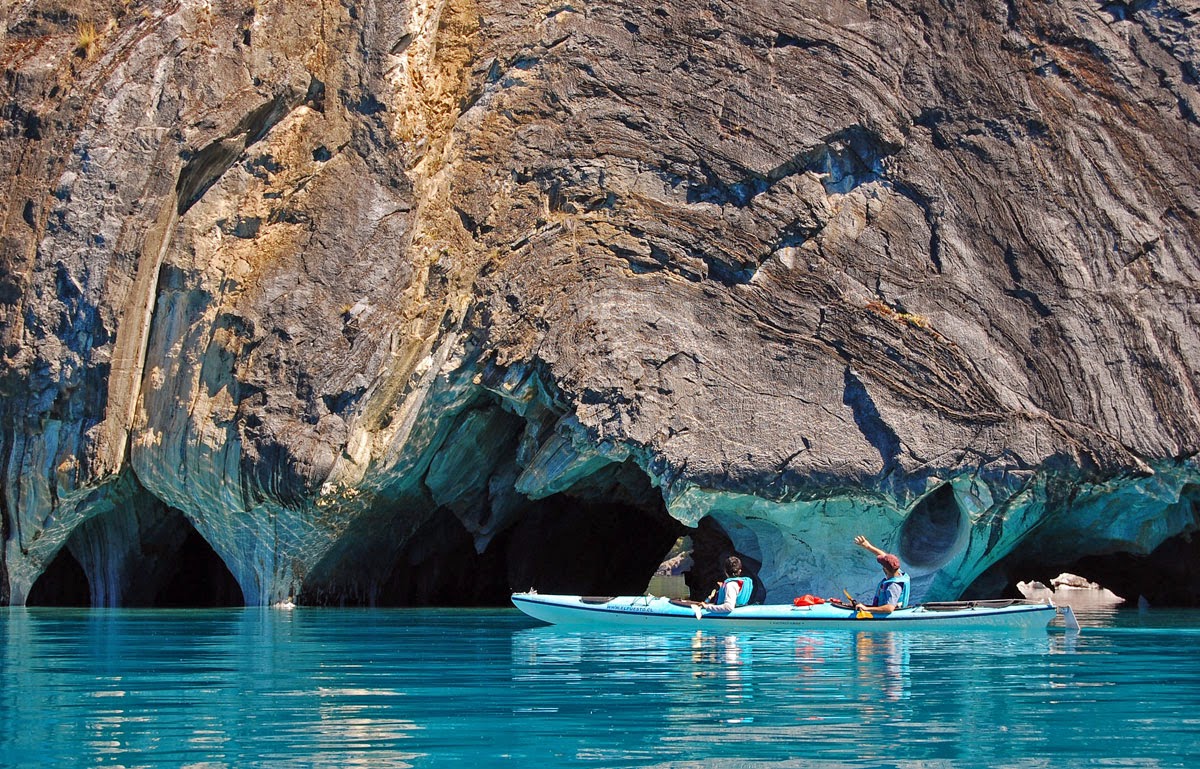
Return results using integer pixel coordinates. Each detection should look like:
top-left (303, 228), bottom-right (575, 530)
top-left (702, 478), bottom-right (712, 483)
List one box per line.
top-left (721, 577), bottom-right (754, 607)
top-left (873, 572), bottom-right (910, 608)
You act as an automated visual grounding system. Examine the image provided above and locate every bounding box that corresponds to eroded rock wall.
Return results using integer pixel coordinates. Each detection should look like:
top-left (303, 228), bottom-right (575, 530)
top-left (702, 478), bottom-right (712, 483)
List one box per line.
top-left (1, 0), bottom-right (1198, 606)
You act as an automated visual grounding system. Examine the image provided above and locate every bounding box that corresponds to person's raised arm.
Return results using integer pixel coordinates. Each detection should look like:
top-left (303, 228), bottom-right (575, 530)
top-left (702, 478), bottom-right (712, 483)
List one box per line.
top-left (854, 535), bottom-right (886, 558)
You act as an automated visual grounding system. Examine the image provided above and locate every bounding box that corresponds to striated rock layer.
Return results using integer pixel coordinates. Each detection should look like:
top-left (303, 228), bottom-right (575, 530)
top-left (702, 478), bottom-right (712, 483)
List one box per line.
top-left (1, 0), bottom-right (1198, 606)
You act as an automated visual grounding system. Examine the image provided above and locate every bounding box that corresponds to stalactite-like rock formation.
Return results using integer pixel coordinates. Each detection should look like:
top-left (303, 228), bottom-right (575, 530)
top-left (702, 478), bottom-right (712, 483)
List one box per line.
top-left (2, 0), bottom-right (1198, 607)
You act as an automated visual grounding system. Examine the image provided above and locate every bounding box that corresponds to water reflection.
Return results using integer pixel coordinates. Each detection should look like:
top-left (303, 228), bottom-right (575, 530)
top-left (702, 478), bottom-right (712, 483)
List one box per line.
top-left (510, 626), bottom-right (922, 739)
top-left (688, 632), bottom-right (749, 713)
top-left (5, 608), bottom-right (1197, 767)
top-left (508, 627), bottom-right (1081, 764)
top-left (1, 609), bottom-right (424, 769)
top-left (689, 631), bottom-right (744, 668)
top-left (853, 631), bottom-right (910, 703)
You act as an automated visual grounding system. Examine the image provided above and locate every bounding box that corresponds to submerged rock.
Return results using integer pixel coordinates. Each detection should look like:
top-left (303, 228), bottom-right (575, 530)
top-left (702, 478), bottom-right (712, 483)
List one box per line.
top-left (1, 1), bottom-right (1199, 606)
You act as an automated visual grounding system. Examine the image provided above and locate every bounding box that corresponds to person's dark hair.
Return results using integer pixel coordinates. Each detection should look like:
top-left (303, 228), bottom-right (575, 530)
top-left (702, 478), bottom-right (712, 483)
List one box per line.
top-left (723, 555), bottom-right (743, 577)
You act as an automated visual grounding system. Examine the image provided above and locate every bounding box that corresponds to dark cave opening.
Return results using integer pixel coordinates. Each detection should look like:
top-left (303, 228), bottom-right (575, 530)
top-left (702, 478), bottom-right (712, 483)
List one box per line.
top-left (499, 491), bottom-right (686, 599)
top-left (26, 548), bottom-right (90, 606)
top-left (355, 500), bottom-right (757, 606)
top-left (300, 456), bottom-right (687, 607)
top-left (681, 516), bottom-right (766, 604)
top-left (26, 508), bottom-right (243, 608)
top-left (372, 510), bottom-right (515, 606)
top-left (150, 525), bottom-right (243, 608)
top-left (363, 493), bottom-right (684, 606)
top-left (966, 487), bottom-right (1200, 607)
top-left (112, 508), bottom-right (244, 608)
top-left (987, 529), bottom-right (1200, 608)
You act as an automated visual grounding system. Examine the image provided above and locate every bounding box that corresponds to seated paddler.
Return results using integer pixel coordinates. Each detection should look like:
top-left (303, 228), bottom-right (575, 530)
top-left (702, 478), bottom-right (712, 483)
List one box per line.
top-left (851, 535), bottom-right (910, 614)
top-left (700, 555), bottom-right (754, 613)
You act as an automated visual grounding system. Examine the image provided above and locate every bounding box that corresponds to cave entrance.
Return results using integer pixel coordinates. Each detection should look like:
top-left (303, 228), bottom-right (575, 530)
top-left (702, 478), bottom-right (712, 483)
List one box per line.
top-left (500, 490), bottom-right (685, 599)
top-left (26, 548), bottom-right (90, 607)
top-left (28, 507), bottom-right (243, 608)
top-left (298, 384), bottom-right (691, 606)
top-left (300, 457), bottom-right (685, 607)
top-left (682, 515), bottom-right (766, 604)
top-left (967, 485), bottom-right (1200, 607)
top-left (988, 530), bottom-right (1200, 608)
top-left (150, 525), bottom-right (243, 608)
top-left (1059, 534), bottom-right (1200, 607)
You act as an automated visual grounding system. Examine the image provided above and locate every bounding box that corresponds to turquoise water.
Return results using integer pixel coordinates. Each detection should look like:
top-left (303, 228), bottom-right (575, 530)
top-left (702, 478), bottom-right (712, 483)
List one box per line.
top-left (1, 606), bottom-right (1197, 767)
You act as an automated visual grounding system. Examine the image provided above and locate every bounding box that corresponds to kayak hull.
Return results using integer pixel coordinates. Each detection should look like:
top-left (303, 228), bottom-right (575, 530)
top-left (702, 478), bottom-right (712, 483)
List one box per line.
top-left (511, 593), bottom-right (1058, 631)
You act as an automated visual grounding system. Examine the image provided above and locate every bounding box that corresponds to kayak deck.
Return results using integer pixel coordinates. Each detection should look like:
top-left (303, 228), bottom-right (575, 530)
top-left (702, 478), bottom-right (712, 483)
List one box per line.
top-left (511, 592), bottom-right (1058, 631)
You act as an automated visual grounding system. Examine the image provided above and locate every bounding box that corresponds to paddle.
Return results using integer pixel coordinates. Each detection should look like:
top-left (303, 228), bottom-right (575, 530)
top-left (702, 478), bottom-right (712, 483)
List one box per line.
top-left (668, 598), bottom-right (707, 620)
top-left (843, 589), bottom-right (873, 620)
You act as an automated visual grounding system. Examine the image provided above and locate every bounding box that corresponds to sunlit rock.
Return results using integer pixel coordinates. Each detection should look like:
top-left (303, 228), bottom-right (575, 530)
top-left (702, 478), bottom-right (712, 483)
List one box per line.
top-left (1050, 573), bottom-right (1103, 590)
top-left (653, 537), bottom-right (695, 578)
top-left (1017, 574), bottom-right (1126, 610)
top-left (645, 536), bottom-right (695, 599)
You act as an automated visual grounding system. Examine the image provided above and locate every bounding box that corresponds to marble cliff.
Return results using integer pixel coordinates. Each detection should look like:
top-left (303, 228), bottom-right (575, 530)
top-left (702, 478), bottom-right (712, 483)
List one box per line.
top-left (2, 0), bottom-right (1199, 607)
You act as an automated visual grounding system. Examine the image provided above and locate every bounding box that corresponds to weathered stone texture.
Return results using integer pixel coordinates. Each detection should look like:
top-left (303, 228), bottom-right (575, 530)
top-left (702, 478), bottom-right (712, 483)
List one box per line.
top-left (1, 0), bottom-right (1198, 606)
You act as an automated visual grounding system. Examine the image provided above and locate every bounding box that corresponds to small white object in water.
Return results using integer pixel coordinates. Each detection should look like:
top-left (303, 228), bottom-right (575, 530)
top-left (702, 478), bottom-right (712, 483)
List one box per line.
top-left (1016, 580), bottom-right (1047, 595)
top-left (1018, 574), bottom-right (1124, 608)
top-left (1051, 572), bottom-right (1100, 590)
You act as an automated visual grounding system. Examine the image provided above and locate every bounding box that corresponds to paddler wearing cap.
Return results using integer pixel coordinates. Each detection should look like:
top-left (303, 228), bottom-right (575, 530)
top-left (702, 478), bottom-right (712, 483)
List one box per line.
top-left (850, 535), bottom-right (911, 614)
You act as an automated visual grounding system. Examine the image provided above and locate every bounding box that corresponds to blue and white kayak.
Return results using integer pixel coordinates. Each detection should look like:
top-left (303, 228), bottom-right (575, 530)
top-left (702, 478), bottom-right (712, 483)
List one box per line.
top-left (511, 593), bottom-right (1063, 631)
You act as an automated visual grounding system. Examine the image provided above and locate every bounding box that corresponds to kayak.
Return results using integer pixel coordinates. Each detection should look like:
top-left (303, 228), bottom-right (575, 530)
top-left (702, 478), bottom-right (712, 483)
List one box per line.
top-left (511, 592), bottom-right (1065, 631)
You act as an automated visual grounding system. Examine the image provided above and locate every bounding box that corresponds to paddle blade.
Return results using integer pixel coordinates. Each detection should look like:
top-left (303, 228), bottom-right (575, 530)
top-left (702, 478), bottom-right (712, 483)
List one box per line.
top-left (1061, 605), bottom-right (1081, 633)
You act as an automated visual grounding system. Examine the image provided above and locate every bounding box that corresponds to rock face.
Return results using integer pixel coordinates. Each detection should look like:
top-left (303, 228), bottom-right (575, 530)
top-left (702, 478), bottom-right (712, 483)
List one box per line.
top-left (2, 0), bottom-right (1198, 607)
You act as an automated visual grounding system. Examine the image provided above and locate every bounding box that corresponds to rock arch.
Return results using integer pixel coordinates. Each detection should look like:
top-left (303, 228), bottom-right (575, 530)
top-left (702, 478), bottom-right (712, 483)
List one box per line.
top-left (27, 506), bottom-right (242, 608)
top-left (300, 453), bottom-right (682, 606)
